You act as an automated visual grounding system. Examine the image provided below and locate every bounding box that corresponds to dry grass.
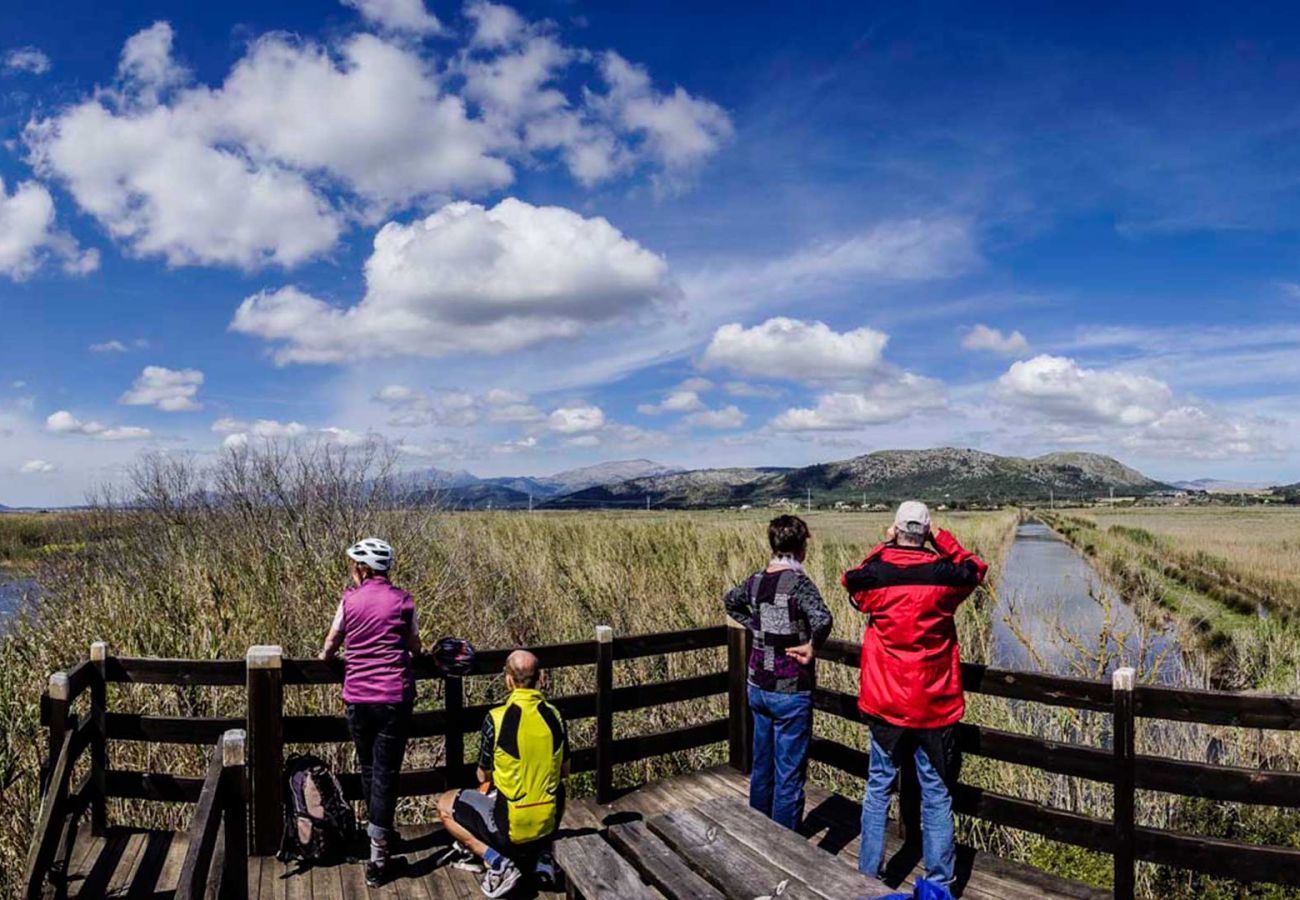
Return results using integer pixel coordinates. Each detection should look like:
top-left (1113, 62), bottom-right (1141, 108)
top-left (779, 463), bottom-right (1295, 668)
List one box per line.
top-left (2, 449), bottom-right (1297, 898)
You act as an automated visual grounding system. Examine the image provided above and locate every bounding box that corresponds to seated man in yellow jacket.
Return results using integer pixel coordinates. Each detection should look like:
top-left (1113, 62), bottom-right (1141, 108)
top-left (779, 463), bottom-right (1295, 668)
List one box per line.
top-left (436, 650), bottom-right (569, 898)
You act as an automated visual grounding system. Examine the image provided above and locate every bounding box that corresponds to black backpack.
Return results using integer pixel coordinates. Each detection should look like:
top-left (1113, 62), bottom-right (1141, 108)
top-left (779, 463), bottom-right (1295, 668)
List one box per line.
top-left (276, 753), bottom-right (357, 866)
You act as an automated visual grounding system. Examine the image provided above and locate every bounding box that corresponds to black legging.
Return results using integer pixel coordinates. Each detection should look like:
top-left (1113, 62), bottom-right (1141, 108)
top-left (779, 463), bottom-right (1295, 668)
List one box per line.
top-left (345, 702), bottom-right (412, 843)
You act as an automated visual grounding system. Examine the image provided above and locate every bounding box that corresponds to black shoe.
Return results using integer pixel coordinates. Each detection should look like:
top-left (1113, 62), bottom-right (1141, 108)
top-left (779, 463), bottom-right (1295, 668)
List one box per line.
top-left (365, 860), bottom-right (387, 887)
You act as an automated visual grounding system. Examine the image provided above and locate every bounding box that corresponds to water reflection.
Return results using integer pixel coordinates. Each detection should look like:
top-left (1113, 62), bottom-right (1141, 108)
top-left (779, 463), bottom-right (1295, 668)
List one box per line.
top-left (991, 521), bottom-right (1181, 681)
top-left (0, 575), bottom-right (37, 625)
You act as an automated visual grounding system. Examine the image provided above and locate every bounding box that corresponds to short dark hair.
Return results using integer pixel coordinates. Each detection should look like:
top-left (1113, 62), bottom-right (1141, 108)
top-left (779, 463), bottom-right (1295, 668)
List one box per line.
top-left (768, 515), bottom-right (810, 556)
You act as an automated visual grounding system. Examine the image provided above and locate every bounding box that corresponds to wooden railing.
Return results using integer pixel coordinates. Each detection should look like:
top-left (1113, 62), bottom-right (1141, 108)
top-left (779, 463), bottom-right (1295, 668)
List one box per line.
top-left (176, 730), bottom-right (248, 900)
top-left (29, 623), bottom-right (1300, 898)
top-left (806, 635), bottom-right (1300, 897)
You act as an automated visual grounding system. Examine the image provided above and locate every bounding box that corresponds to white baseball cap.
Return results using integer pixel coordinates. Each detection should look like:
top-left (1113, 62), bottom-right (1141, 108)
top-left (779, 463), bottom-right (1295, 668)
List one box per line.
top-left (894, 500), bottom-right (931, 536)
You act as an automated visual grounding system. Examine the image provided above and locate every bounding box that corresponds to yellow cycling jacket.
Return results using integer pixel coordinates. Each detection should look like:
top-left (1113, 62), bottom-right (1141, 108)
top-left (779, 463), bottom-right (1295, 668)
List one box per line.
top-left (488, 688), bottom-right (567, 844)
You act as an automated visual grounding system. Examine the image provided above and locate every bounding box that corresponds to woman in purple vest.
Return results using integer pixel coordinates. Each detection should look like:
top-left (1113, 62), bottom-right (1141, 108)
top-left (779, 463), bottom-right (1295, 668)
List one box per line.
top-left (320, 538), bottom-right (421, 887)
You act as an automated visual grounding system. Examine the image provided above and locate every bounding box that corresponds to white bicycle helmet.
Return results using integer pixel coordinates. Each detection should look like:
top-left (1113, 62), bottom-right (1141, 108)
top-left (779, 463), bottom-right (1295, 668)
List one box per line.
top-left (347, 538), bottom-right (393, 572)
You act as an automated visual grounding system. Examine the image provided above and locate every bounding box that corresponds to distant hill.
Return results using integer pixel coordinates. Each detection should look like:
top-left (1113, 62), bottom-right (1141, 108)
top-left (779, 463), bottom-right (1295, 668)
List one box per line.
top-left (553, 448), bottom-right (1169, 509)
top-left (1274, 482), bottom-right (1300, 501)
top-left (395, 459), bottom-right (679, 509)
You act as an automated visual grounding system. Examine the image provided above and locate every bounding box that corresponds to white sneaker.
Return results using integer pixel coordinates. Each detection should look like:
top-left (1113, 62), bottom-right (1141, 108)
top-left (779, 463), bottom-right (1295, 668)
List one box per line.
top-left (437, 840), bottom-right (483, 872)
top-left (480, 859), bottom-right (522, 898)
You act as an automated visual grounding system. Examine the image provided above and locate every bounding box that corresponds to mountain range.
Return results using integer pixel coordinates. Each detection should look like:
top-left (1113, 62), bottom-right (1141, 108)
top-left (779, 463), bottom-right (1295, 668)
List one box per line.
top-left (396, 449), bottom-right (1172, 510)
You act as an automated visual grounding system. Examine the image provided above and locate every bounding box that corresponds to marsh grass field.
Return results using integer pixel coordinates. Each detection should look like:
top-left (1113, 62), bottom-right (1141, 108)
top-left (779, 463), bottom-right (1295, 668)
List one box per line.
top-left (0, 448), bottom-right (1298, 897)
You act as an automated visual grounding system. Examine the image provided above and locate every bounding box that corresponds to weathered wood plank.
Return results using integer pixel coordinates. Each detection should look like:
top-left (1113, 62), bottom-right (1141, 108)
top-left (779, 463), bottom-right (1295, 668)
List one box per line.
top-left (1136, 684), bottom-right (1300, 729)
top-left (647, 808), bottom-right (827, 900)
top-left (611, 626), bottom-right (727, 661)
top-left (603, 821), bottom-right (724, 900)
top-left (553, 832), bottom-right (660, 899)
top-left (692, 797), bottom-right (890, 899)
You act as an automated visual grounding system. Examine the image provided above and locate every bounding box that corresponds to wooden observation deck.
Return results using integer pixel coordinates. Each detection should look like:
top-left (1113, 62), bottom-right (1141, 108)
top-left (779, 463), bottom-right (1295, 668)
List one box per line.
top-left (25, 623), bottom-right (1300, 898)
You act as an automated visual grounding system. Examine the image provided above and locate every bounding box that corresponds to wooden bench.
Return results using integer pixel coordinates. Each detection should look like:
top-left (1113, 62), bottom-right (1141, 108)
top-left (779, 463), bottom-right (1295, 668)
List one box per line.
top-left (555, 831), bottom-right (662, 899)
top-left (557, 795), bottom-right (892, 900)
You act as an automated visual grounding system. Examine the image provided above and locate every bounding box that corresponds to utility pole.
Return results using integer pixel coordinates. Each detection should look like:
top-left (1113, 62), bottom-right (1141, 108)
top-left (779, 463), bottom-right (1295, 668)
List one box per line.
top-left (646, 494), bottom-right (650, 512)
top-left (806, 487), bottom-right (812, 513)
top-left (528, 491), bottom-right (533, 513)
top-left (1050, 489), bottom-right (1055, 511)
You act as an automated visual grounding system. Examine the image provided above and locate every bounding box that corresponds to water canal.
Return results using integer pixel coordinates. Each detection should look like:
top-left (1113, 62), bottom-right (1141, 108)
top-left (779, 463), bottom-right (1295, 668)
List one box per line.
top-left (991, 520), bottom-right (1182, 682)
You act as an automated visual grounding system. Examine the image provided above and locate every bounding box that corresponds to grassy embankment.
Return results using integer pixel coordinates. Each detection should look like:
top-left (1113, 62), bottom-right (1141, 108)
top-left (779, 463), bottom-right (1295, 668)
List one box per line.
top-left (1036, 506), bottom-right (1300, 898)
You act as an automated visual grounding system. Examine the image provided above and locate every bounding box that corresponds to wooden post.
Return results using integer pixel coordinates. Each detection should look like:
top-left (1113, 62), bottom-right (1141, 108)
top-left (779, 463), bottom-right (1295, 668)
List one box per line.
top-left (595, 625), bottom-right (615, 804)
top-left (444, 676), bottom-right (465, 790)
top-left (726, 618), bottom-right (752, 774)
top-left (246, 645), bottom-right (283, 856)
top-left (89, 641), bottom-right (108, 836)
top-left (220, 729), bottom-right (248, 900)
top-left (43, 673), bottom-right (69, 796)
top-left (1113, 666), bottom-right (1136, 900)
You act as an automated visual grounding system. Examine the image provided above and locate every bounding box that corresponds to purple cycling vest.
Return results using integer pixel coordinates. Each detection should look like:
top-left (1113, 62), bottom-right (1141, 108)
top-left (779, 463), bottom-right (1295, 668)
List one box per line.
top-left (340, 576), bottom-right (416, 704)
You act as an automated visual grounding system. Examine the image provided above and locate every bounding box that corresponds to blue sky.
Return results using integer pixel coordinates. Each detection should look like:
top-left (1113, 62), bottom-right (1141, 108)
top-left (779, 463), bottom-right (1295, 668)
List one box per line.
top-left (3, 0), bottom-right (1300, 505)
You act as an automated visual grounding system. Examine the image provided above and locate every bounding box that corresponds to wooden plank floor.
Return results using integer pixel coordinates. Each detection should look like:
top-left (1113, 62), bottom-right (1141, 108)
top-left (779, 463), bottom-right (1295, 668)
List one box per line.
top-left (59, 767), bottom-right (1106, 899)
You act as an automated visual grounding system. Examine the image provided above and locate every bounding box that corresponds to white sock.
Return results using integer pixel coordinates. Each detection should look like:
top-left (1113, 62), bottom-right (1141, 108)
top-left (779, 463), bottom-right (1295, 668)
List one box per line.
top-left (370, 838), bottom-right (387, 863)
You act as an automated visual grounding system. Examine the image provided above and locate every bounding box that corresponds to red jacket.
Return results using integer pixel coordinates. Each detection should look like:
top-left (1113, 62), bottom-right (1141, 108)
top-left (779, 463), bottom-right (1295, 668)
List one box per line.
top-left (841, 530), bottom-right (987, 729)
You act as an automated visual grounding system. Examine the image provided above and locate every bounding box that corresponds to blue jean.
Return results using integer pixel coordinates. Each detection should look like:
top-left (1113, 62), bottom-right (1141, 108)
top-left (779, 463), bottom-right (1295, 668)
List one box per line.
top-left (747, 686), bottom-right (812, 830)
top-left (859, 737), bottom-right (956, 886)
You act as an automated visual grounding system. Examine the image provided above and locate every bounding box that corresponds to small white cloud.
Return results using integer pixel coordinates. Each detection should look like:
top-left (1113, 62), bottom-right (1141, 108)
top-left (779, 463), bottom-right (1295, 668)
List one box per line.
top-left (547, 404), bottom-right (605, 434)
top-left (483, 387), bottom-right (528, 405)
top-left (212, 417), bottom-right (309, 439)
top-left (771, 376), bottom-right (945, 432)
top-left (962, 324), bottom-right (1029, 356)
top-left (564, 434), bottom-right (601, 447)
top-left (722, 381), bottom-right (782, 399)
top-left (120, 365), bottom-right (204, 411)
top-left (684, 405), bottom-right (746, 429)
top-left (46, 410), bottom-right (152, 440)
top-left (0, 177), bottom-right (98, 280)
top-left (341, 0), bottom-right (442, 35)
top-left (20, 459), bottom-right (56, 474)
top-left (702, 318), bottom-right (890, 385)
top-left (637, 389), bottom-right (705, 415)
top-left (4, 47), bottom-right (51, 75)
top-left (90, 338), bottom-right (149, 353)
top-left (465, 1), bottom-right (528, 48)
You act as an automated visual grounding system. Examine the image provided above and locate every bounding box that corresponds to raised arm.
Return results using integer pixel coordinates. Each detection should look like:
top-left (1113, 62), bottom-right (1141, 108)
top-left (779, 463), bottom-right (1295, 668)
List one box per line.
top-left (928, 529), bottom-right (988, 586)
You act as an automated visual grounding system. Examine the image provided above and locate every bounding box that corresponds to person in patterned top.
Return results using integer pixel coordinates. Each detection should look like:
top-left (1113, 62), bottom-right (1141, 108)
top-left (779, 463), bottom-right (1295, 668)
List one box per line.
top-left (724, 515), bottom-right (833, 829)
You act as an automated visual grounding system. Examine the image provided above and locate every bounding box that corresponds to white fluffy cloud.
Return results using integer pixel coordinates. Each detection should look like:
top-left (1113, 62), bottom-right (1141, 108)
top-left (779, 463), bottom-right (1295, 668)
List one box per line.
top-left (638, 389), bottom-right (705, 415)
top-left (702, 318), bottom-right (890, 384)
top-left (232, 199), bottom-right (678, 362)
top-left (962, 324), bottom-right (1029, 356)
top-left (213, 417), bottom-right (371, 449)
top-left (771, 376), bottom-right (944, 431)
top-left (547, 405), bottom-right (605, 434)
top-left (27, 15), bottom-right (728, 270)
top-left (684, 405), bottom-right (747, 429)
top-left (120, 366), bottom-right (204, 411)
top-left (998, 355), bottom-right (1172, 426)
top-left (341, 0), bottom-right (442, 34)
top-left (45, 410), bottom-right (151, 441)
top-left (20, 459), bottom-right (56, 474)
top-left (0, 177), bottom-right (98, 279)
top-left (997, 355), bottom-right (1273, 457)
top-left (4, 47), bottom-right (51, 75)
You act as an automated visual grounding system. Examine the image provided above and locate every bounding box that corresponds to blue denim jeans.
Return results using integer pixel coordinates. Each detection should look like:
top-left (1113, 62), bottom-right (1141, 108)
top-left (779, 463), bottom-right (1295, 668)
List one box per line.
top-left (859, 736), bottom-right (956, 886)
top-left (747, 686), bottom-right (812, 830)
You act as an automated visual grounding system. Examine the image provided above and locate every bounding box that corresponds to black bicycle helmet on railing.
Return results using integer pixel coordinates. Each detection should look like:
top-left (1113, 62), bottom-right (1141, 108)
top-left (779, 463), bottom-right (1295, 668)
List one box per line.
top-left (433, 637), bottom-right (477, 677)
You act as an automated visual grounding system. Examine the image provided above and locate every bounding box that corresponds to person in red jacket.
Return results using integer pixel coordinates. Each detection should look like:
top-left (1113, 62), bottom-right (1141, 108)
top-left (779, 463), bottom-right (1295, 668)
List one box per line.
top-left (842, 501), bottom-right (987, 889)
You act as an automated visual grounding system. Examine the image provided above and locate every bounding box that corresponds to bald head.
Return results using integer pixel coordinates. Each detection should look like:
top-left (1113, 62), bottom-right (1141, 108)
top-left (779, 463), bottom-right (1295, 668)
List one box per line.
top-left (505, 650), bottom-right (541, 689)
